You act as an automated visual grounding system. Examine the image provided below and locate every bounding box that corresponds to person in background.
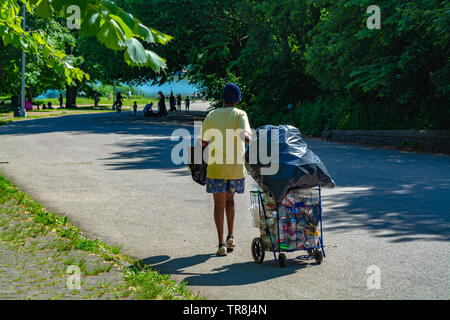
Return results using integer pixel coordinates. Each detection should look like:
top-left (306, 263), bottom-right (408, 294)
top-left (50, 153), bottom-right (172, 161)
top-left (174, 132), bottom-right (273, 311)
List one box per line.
top-left (143, 102), bottom-right (154, 117)
top-left (185, 96), bottom-right (190, 113)
top-left (199, 83), bottom-right (252, 257)
top-left (133, 101), bottom-right (138, 117)
top-left (158, 91), bottom-right (168, 117)
top-left (116, 92), bottom-right (123, 111)
top-left (25, 98), bottom-right (33, 111)
top-left (169, 92), bottom-right (176, 112)
top-left (176, 94), bottom-right (182, 112)
top-left (59, 93), bottom-right (64, 108)
top-left (108, 92), bottom-right (112, 101)
top-left (94, 94), bottom-right (100, 107)
top-left (128, 90), bottom-right (132, 100)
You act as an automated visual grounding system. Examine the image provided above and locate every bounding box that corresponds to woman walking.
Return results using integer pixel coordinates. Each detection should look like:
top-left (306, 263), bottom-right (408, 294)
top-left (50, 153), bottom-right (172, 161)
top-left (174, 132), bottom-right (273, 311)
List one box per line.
top-left (199, 83), bottom-right (252, 256)
top-left (158, 91), bottom-right (168, 117)
top-left (185, 96), bottom-right (190, 113)
top-left (169, 92), bottom-right (176, 112)
top-left (176, 94), bottom-right (182, 112)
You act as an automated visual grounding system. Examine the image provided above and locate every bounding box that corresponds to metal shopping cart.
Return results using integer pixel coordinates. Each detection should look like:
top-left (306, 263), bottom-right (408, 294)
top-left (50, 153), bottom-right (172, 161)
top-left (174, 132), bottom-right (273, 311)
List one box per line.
top-left (250, 186), bottom-right (326, 267)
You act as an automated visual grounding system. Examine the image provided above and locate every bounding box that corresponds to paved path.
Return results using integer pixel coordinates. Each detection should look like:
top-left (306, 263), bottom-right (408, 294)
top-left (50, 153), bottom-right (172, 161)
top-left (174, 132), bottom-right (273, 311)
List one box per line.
top-left (0, 110), bottom-right (448, 299)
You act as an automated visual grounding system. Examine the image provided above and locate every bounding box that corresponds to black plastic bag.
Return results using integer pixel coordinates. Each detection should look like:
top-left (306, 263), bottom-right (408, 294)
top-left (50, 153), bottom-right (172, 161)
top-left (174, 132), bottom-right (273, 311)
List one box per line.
top-left (245, 125), bottom-right (335, 203)
top-left (187, 144), bottom-right (208, 186)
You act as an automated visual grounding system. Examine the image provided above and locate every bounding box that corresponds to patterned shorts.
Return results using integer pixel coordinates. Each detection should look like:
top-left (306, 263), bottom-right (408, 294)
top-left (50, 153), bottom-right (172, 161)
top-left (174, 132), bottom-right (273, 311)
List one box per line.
top-left (206, 178), bottom-right (245, 194)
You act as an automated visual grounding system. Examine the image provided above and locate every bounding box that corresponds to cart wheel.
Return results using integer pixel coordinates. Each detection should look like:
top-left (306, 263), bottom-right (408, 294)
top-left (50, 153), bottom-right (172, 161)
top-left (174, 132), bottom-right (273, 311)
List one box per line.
top-left (313, 249), bottom-right (323, 264)
top-left (278, 253), bottom-right (287, 268)
top-left (306, 249), bottom-right (314, 257)
top-left (251, 238), bottom-right (265, 264)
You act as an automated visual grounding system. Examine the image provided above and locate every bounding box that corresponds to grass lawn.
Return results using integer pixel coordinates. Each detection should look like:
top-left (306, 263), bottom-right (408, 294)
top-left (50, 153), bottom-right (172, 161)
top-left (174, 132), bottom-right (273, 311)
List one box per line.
top-left (0, 95), bottom-right (155, 126)
top-left (0, 95), bottom-right (156, 108)
top-left (0, 94), bottom-right (202, 299)
top-left (0, 94), bottom-right (159, 126)
top-left (0, 107), bottom-right (114, 126)
top-left (33, 96), bottom-right (156, 108)
top-left (0, 173), bottom-right (200, 300)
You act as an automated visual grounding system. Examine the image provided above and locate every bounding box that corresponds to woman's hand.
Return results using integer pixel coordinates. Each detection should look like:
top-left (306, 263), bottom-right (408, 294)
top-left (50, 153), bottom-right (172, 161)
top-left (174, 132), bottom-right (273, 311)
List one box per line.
top-left (240, 131), bottom-right (252, 144)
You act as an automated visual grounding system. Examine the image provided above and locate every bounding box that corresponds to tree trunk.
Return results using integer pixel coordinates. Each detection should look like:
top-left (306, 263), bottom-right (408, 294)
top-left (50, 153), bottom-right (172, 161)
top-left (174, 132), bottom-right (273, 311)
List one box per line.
top-left (26, 87), bottom-right (33, 103)
top-left (66, 86), bottom-right (78, 108)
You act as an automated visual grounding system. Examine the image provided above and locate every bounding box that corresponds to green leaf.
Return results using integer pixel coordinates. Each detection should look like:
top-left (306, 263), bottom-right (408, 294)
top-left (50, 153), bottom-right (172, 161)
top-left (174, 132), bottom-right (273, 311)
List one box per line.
top-left (80, 9), bottom-right (101, 37)
top-left (110, 14), bottom-right (133, 39)
top-left (31, 31), bottom-right (45, 46)
top-left (101, 0), bottom-right (118, 15)
top-left (73, 67), bottom-right (85, 82)
top-left (64, 67), bottom-right (72, 85)
top-left (150, 28), bottom-right (173, 45)
top-left (19, 36), bottom-right (28, 49)
top-left (117, 9), bottom-right (136, 31)
top-left (144, 49), bottom-right (166, 73)
top-left (135, 23), bottom-right (154, 43)
top-left (122, 37), bottom-right (166, 72)
top-left (25, 0), bottom-right (33, 14)
top-left (123, 37), bottom-right (147, 66)
top-left (2, 32), bottom-right (15, 47)
top-left (97, 19), bottom-right (124, 50)
top-left (35, 0), bottom-right (52, 18)
top-left (50, 0), bottom-right (65, 13)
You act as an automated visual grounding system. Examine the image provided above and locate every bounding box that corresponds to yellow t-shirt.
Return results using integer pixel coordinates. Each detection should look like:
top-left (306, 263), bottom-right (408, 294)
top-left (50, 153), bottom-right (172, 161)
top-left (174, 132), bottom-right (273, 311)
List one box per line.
top-left (200, 107), bottom-right (252, 180)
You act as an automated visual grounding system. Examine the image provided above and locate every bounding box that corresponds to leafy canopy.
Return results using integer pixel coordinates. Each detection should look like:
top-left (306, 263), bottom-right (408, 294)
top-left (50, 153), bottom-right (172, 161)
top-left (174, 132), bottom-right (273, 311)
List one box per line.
top-left (0, 0), bottom-right (172, 84)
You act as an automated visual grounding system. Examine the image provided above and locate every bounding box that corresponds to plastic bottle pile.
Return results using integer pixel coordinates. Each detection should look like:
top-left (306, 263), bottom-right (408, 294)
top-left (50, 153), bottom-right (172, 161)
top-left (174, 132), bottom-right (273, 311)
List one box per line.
top-left (250, 189), bottom-right (321, 251)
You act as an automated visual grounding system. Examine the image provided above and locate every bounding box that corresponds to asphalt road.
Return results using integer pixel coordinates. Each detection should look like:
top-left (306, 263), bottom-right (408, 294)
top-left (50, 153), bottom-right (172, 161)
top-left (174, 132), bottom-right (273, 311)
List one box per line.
top-left (0, 110), bottom-right (449, 299)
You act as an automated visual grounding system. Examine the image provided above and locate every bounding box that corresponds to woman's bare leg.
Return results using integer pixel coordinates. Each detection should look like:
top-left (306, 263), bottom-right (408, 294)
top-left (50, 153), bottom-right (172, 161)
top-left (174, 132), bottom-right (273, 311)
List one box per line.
top-left (213, 193), bottom-right (227, 244)
top-left (225, 193), bottom-right (235, 237)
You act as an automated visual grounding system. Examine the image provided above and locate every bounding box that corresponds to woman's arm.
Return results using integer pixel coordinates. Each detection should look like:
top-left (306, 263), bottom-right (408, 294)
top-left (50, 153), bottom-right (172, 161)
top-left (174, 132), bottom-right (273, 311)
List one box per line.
top-left (240, 131), bottom-right (252, 144)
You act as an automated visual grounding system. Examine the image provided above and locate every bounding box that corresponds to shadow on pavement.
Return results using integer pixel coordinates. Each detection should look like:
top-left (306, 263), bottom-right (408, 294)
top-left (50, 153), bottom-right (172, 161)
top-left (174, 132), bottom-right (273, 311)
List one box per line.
top-left (0, 112), bottom-right (198, 174)
top-left (140, 254), bottom-right (316, 287)
top-left (99, 138), bottom-right (191, 172)
top-left (307, 139), bottom-right (450, 242)
top-left (1, 113), bottom-right (448, 243)
top-left (0, 111), bottom-right (204, 138)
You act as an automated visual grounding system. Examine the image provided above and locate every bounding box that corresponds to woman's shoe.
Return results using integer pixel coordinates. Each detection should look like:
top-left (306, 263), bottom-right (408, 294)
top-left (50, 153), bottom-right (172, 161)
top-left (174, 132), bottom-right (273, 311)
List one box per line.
top-left (217, 243), bottom-right (227, 256)
top-left (226, 235), bottom-right (235, 249)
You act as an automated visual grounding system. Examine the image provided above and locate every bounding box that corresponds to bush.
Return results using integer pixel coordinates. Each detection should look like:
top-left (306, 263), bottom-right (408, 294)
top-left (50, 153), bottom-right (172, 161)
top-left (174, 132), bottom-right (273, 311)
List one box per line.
top-left (245, 93), bottom-right (449, 136)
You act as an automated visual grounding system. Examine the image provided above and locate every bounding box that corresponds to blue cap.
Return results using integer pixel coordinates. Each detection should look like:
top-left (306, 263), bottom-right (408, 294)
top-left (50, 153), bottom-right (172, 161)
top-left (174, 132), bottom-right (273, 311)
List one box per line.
top-left (221, 83), bottom-right (241, 104)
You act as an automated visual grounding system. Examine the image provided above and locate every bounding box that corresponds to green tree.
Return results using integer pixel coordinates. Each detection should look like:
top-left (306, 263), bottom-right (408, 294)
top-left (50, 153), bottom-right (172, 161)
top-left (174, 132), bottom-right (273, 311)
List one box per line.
top-left (0, 16), bottom-right (78, 100)
top-left (305, 0), bottom-right (449, 130)
top-left (127, 0), bottom-right (322, 121)
top-left (126, 0), bottom-right (248, 95)
top-left (234, 0), bottom-right (322, 127)
top-left (0, 0), bottom-right (171, 86)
